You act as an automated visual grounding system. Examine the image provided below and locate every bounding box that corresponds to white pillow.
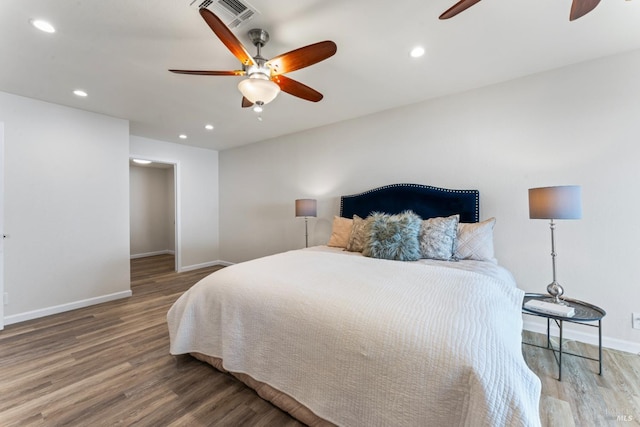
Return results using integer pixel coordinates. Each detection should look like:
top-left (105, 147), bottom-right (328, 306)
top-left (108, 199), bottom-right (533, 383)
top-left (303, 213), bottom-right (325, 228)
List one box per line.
top-left (327, 216), bottom-right (353, 248)
top-left (455, 217), bottom-right (496, 263)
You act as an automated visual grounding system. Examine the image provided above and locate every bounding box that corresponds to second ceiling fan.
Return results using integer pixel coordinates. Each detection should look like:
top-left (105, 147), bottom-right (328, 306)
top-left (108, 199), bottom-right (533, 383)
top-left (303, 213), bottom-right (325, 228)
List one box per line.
top-left (170, 8), bottom-right (337, 110)
top-left (440, 0), bottom-right (601, 21)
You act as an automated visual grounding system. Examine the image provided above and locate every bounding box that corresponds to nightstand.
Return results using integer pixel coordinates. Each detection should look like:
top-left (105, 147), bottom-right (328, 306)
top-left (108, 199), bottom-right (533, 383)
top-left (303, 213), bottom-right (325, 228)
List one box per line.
top-left (522, 293), bottom-right (606, 381)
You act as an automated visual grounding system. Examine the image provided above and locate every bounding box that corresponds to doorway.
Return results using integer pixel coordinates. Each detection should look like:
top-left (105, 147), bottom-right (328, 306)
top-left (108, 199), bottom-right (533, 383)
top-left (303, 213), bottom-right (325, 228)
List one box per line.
top-left (129, 158), bottom-right (179, 272)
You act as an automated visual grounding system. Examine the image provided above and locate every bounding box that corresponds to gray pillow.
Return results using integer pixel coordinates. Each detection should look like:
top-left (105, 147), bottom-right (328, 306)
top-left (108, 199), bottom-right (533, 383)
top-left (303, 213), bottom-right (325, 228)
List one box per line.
top-left (346, 215), bottom-right (370, 252)
top-left (419, 214), bottom-right (460, 260)
top-left (363, 211), bottom-right (422, 261)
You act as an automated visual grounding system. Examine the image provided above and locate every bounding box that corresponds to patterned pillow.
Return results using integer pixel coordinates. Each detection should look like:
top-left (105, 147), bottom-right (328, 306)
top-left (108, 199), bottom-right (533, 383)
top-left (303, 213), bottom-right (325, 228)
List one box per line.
top-left (455, 217), bottom-right (496, 263)
top-left (419, 214), bottom-right (460, 260)
top-left (346, 215), bottom-right (370, 252)
top-left (327, 216), bottom-right (353, 248)
top-left (363, 211), bottom-right (422, 261)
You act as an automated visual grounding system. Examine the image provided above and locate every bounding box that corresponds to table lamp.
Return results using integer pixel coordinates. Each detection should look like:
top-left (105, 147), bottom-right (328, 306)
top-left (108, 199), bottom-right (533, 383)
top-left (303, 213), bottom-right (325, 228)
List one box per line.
top-left (295, 199), bottom-right (317, 248)
top-left (528, 185), bottom-right (582, 305)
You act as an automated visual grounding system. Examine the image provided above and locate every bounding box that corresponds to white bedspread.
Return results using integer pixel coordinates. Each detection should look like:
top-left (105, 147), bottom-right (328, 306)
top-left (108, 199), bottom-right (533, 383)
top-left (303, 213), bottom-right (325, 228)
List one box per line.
top-left (168, 248), bottom-right (541, 427)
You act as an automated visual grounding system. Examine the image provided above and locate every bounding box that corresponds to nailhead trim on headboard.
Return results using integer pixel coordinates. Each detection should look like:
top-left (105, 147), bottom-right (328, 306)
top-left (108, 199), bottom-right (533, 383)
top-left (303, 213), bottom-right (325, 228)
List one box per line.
top-left (340, 183), bottom-right (480, 223)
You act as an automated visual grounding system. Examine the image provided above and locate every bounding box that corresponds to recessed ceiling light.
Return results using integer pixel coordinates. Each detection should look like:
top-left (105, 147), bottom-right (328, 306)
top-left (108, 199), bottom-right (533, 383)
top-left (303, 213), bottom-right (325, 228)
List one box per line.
top-left (179, 134), bottom-right (187, 139)
top-left (205, 124), bottom-right (214, 130)
top-left (30, 19), bottom-right (55, 33)
top-left (410, 46), bottom-right (425, 58)
top-left (73, 89), bottom-right (88, 97)
top-left (132, 159), bottom-right (152, 165)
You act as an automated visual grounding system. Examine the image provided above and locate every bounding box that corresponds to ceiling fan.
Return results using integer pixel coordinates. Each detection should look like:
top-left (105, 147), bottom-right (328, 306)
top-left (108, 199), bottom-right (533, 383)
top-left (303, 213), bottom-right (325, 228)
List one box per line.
top-left (170, 8), bottom-right (337, 111)
top-left (439, 0), bottom-right (601, 21)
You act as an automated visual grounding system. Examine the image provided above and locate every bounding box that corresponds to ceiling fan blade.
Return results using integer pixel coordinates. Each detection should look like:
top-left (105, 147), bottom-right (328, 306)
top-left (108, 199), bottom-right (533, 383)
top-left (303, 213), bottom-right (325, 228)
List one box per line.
top-left (439, 0), bottom-right (482, 19)
top-left (199, 8), bottom-right (255, 66)
top-left (169, 69), bottom-right (245, 76)
top-left (242, 97), bottom-right (253, 108)
top-left (266, 41), bottom-right (337, 76)
top-left (274, 75), bottom-right (323, 102)
top-left (570, 0), bottom-right (601, 21)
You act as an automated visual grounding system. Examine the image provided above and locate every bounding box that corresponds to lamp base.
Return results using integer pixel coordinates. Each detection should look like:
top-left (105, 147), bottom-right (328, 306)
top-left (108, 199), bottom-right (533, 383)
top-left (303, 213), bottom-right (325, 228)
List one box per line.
top-left (546, 281), bottom-right (566, 305)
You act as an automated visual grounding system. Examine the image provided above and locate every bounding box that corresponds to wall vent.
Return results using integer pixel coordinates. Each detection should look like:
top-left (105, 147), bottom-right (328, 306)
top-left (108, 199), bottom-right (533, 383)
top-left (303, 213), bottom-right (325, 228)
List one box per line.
top-left (189, 0), bottom-right (259, 29)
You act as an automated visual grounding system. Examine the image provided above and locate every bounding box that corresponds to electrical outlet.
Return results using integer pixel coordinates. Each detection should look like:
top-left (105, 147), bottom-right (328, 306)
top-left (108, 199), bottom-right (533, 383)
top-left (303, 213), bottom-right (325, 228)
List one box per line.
top-left (633, 313), bottom-right (640, 330)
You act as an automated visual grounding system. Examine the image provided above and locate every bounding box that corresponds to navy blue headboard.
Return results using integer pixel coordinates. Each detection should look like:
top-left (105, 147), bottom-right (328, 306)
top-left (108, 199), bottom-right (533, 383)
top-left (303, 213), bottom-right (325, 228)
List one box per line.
top-left (340, 183), bottom-right (479, 223)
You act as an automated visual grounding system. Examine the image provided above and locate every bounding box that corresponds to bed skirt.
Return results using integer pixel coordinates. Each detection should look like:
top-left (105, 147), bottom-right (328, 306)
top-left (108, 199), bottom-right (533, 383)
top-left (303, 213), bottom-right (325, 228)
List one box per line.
top-left (190, 352), bottom-right (336, 427)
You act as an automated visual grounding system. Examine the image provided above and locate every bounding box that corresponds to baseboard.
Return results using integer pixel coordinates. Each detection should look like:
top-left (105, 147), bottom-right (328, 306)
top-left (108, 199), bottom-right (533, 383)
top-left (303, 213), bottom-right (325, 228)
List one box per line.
top-left (523, 318), bottom-right (640, 355)
top-left (3, 290), bottom-right (132, 326)
top-left (130, 250), bottom-right (175, 259)
top-left (178, 260), bottom-right (233, 273)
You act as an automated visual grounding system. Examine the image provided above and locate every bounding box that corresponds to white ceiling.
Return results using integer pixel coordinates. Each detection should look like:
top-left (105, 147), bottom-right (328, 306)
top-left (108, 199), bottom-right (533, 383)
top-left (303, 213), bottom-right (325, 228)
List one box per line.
top-left (2, 0), bottom-right (640, 151)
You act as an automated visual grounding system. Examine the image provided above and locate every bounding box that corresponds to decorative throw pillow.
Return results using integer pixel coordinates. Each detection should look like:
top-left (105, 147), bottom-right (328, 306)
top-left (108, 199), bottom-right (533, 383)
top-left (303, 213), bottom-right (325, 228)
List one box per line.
top-left (419, 214), bottom-right (460, 261)
top-left (455, 217), bottom-right (497, 263)
top-left (327, 216), bottom-right (353, 248)
top-left (346, 215), bottom-right (370, 252)
top-left (363, 211), bottom-right (422, 261)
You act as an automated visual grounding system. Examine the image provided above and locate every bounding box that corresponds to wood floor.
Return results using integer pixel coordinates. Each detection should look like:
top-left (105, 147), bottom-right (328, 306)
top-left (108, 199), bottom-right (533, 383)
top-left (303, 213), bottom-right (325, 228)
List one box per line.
top-left (522, 331), bottom-right (640, 426)
top-left (0, 254), bottom-right (638, 426)
top-left (0, 255), bottom-right (303, 427)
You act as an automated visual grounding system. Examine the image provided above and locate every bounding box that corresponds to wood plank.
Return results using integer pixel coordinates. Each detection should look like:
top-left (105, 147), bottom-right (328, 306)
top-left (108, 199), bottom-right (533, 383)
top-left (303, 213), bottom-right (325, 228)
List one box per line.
top-left (539, 395), bottom-right (575, 427)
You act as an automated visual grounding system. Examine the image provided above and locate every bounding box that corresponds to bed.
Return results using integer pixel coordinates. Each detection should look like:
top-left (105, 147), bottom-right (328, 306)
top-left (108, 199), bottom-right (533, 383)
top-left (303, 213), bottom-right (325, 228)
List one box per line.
top-left (167, 183), bottom-right (542, 427)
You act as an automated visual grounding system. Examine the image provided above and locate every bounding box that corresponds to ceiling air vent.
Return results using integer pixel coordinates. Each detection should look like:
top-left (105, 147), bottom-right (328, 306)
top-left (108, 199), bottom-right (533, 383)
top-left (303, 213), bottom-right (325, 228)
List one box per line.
top-left (189, 0), bottom-right (260, 29)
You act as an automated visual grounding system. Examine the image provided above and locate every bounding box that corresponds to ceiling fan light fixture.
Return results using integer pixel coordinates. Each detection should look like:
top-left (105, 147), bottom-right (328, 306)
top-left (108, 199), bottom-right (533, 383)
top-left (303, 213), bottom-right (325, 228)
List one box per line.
top-left (252, 101), bottom-right (264, 113)
top-left (237, 74), bottom-right (280, 105)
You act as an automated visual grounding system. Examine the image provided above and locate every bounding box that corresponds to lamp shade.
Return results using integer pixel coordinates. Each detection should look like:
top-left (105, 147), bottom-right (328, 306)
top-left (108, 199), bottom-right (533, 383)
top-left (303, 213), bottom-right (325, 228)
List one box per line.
top-left (295, 199), bottom-right (317, 217)
top-left (528, 186), bottom-right (582, 220)
top-left (237, 74), bottom-right (280, 105)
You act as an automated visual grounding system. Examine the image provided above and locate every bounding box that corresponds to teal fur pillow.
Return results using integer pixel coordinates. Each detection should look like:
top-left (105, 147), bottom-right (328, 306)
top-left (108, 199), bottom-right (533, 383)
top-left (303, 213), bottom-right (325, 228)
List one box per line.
top-left (363, 211), bottom-right (422, 261)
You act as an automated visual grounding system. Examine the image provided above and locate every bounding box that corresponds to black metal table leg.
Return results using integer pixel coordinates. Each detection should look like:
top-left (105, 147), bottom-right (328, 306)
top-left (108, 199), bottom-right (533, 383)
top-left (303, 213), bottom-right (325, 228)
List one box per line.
top-left (558, 319), bottom-right (563, 381)
top-left (598, 319), bottom-right (602, 375)
top-left (546, 317), bottom-right (551, 348)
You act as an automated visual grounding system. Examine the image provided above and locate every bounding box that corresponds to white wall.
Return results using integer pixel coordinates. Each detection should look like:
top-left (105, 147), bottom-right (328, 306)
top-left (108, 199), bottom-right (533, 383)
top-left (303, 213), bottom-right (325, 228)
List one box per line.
top-left (129, 165), bottom-right (174, 257)
top-left (219, 49), bottom-right (640, 351)
top-left (130, 136), bottom-right (220, 271)
top-left (0, 92), bottom-right (221, 324)
top-left (0, 91), bottom-right (131, 323)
